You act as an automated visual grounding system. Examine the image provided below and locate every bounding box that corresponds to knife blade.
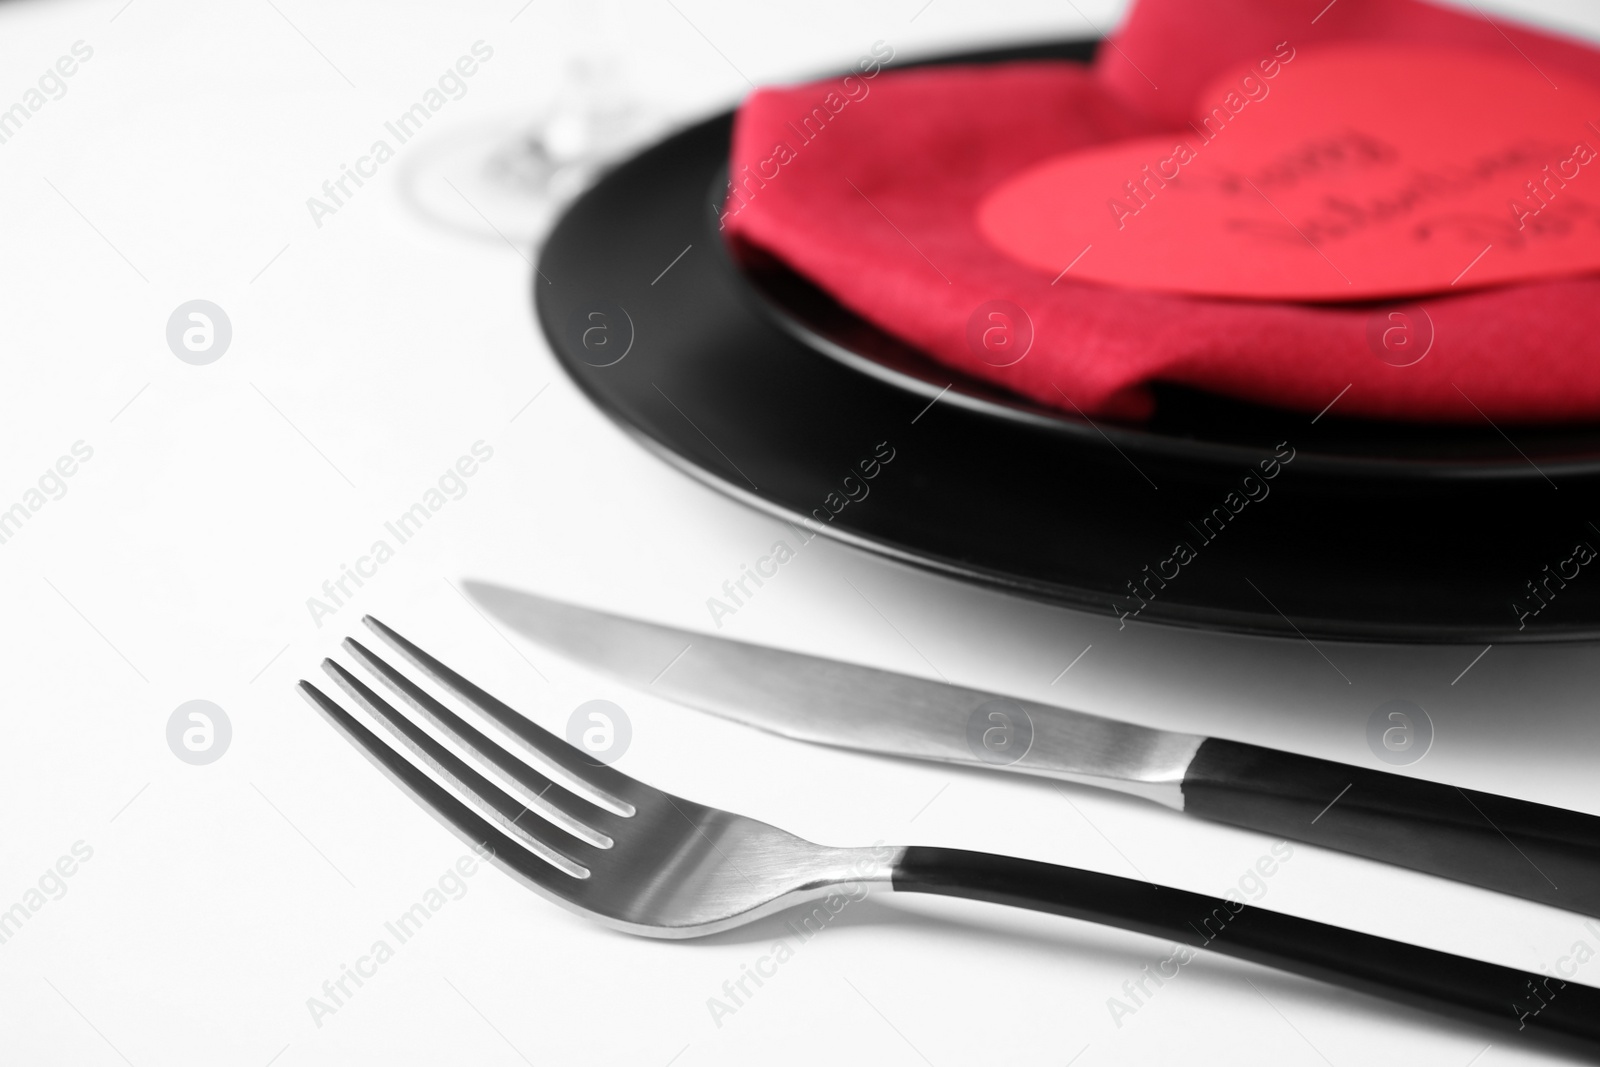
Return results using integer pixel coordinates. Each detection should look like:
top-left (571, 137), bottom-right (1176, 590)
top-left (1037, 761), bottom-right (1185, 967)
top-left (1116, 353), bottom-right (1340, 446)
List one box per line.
top-left (466, 580), bottom-right (1600, 914)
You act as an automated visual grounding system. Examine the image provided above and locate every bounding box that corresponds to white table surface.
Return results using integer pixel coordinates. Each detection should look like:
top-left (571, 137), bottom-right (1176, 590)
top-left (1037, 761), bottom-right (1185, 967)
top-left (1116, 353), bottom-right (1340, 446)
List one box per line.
top-left (4, 0), bottom-right (1600, 1063)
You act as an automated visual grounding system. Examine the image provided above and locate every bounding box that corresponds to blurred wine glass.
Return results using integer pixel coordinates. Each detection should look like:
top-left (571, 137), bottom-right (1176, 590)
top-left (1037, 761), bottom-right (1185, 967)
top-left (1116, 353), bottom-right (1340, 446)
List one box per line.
top-left (398, 4), bottom-right (663, 249)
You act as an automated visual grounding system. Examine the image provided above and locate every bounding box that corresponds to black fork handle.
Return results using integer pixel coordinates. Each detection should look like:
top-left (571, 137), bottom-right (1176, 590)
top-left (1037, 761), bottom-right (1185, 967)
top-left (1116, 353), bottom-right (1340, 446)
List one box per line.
top-left (893, 846), bottom-right (1600, 1057)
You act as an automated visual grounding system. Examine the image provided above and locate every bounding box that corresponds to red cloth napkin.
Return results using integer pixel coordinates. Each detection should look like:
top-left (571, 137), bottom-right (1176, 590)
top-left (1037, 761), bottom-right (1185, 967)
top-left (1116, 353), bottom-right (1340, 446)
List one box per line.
top-left (723, 0), bottom-right (1600, 423)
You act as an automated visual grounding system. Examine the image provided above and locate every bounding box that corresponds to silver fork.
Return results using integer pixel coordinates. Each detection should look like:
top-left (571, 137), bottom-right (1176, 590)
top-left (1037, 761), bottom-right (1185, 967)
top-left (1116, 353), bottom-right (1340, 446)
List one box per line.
top-left (300, 618), bottom-right (1600, 1054)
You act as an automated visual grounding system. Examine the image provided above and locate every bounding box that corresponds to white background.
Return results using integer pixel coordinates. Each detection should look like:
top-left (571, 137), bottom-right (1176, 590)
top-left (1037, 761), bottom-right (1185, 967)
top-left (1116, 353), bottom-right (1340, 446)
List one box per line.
top-left (3, 0), bottom-right (1600, 1064)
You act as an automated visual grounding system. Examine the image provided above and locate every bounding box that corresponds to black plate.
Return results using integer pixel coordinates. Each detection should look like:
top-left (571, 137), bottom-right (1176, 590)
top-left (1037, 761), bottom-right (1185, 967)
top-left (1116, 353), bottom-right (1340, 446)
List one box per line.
top-left (535, 40), bottom-right (1600, 643)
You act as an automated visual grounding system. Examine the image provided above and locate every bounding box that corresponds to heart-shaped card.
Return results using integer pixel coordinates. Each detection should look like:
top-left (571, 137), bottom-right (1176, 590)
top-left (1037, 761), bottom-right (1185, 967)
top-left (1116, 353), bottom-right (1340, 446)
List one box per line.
top-left (978, 43), bottom-right (1600, 301)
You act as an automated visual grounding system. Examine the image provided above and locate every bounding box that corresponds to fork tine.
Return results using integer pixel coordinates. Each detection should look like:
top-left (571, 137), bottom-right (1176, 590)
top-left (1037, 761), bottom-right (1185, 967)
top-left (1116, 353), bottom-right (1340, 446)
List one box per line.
top-left (321, 660), bottom-right (596, 876)
top-left (343, 637), bottom-right (620, 843)
top-left (363, 616), bottom-right (637, 812)
top-left (297, 679), bottom-right (584, 891)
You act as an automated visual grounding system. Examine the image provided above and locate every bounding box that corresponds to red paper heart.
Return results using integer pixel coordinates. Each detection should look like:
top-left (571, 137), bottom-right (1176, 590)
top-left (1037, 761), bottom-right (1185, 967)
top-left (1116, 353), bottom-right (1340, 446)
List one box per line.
top-left (978, 43), bottom-right (1600, 301)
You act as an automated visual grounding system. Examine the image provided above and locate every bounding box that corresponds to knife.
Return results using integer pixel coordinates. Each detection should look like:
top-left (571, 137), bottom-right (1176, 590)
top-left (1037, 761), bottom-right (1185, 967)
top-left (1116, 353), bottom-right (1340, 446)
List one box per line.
top-left (465, 580), bottom-right (1600, 914)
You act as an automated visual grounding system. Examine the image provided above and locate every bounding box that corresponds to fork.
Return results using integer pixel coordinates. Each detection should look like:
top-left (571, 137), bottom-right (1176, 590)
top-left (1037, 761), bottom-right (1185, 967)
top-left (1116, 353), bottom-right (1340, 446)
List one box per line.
top-left (299, 617), bottom-right (1600, 1055)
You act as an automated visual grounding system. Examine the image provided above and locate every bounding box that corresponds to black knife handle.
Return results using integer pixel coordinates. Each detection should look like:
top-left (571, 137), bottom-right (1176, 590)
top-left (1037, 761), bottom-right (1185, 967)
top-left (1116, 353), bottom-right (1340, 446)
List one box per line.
top-left (893, 846), bottom-right (1600, 1054)
top-left (1181, 738), bottom-right (1600, 914)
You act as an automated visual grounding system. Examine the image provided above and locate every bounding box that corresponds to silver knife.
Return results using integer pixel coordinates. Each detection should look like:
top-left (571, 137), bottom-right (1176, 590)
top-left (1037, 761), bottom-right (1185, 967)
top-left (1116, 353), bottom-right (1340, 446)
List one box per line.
top-left (466, 580), bottom-right (1600, 914)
